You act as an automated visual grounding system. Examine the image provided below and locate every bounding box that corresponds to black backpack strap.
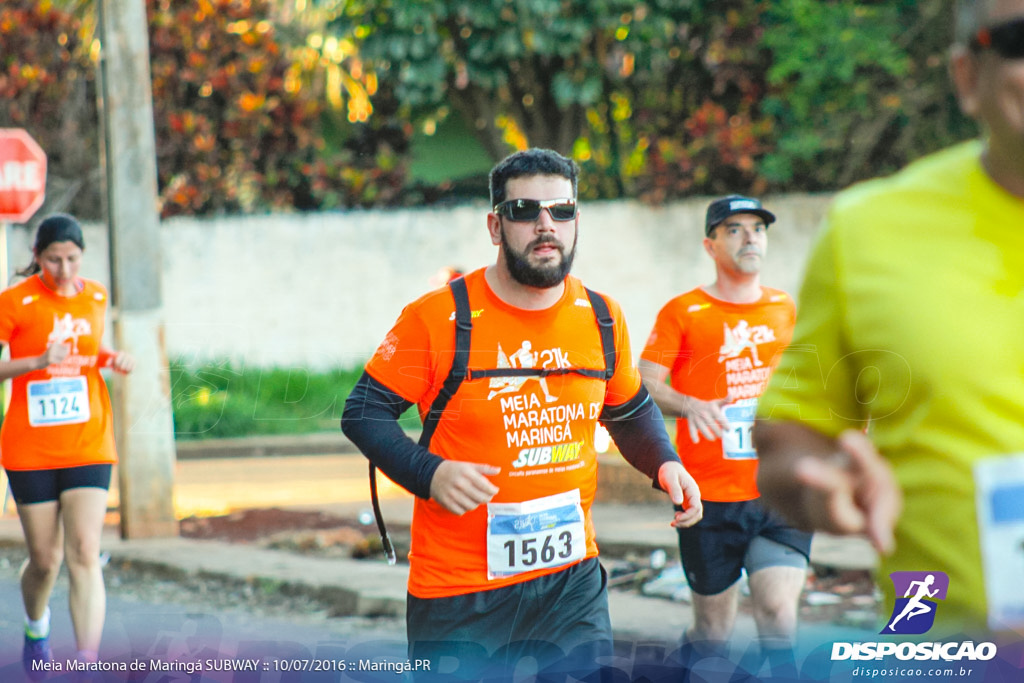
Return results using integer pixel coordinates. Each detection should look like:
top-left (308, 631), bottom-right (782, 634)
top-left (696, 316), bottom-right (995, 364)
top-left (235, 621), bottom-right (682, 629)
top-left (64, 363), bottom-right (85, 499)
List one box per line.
top-left (370, 276), bottom-right (472, 565)
top-left (585, 287), bottom-right (616, 380)
top-left (368, 460), bottom-right (396, 564)
top-left (463, 287), bottom-right (614, 382)
top-left (419, 276), bottom-right (472, 448)
top-left (468, 367), bottom-right (608, 379)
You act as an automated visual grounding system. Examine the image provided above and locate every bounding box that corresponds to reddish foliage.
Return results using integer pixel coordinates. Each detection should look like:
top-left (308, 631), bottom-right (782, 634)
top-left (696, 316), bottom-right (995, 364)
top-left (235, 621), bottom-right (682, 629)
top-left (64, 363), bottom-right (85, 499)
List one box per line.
top-left (626, 5), bottom-right (774, 201)
top-left (3, 1), bottom-right (408, 218)
top-left (148, 0), bottom-right (349, 216)
top-left (0, 2), bottom-right (99, 218)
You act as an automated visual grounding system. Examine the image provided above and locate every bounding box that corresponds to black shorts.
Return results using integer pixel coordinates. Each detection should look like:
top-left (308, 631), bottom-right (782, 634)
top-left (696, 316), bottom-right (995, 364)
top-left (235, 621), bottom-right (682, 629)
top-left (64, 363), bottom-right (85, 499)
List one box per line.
top-left (675, 498), bottom-right (812, 596)
top-left (406, 557), bottom-right (612, 680)
top-left (6, 464), bottom-right (113, 505)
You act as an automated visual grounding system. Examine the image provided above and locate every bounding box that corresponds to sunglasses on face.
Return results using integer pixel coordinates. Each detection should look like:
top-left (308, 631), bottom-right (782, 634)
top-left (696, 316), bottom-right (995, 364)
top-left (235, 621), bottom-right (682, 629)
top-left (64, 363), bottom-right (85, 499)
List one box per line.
top-left (493, 198), bottom-right (578, 222)
top-left (971, 16), bottom-right (1024, 59)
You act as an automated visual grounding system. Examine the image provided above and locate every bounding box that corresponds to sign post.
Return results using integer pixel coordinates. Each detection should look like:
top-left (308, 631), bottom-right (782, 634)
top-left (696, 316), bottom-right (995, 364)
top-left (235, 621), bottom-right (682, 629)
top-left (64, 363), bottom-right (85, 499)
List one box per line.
top-left (98, 0), bottom-right (178, 538)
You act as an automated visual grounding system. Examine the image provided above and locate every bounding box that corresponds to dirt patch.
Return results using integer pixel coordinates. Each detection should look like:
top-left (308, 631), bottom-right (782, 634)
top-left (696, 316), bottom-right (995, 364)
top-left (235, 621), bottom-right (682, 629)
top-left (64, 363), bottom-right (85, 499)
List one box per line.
top-left (179, 507), bottom-right (411, 560)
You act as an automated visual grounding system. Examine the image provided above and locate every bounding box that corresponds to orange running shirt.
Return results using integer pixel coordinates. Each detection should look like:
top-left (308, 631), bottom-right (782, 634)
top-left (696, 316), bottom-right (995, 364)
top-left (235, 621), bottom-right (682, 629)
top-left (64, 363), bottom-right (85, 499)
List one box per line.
top-left (641, 287), bottom-right (794, 501)
top-left (0, 276), bottom-right (117, 471)
top-left (365, 268), bottom-right (642, 598)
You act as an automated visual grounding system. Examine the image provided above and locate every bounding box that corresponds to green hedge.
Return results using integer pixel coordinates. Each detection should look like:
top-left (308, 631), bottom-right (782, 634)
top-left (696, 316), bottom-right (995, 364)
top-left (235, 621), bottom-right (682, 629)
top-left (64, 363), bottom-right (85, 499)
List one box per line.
top-left (170, 359), bottom-right (420, 440)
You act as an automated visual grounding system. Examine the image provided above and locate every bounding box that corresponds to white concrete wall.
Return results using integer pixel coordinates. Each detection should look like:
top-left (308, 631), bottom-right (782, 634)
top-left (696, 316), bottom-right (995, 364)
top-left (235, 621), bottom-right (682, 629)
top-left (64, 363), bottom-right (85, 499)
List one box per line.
top-left (5, 194), bottom-right (832, 369)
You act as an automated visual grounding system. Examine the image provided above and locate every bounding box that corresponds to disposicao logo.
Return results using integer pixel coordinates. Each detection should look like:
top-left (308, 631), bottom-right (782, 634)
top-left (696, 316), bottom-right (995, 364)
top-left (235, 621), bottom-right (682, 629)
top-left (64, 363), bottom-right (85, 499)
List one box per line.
top-left (882, 571), bottom-right (949, 635)
top-left (831, 570), bottom-right (998, 663)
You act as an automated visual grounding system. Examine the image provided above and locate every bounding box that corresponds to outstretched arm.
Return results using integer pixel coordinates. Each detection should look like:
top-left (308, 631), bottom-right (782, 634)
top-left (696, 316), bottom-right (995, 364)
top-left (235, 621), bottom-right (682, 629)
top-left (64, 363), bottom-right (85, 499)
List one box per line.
top-left (638, 359), bottom-right (729, 443)
top-left (753, 420), bottom-right (901, 554)
top-left (98, 348), bottom-right (135, 374)
top-left (0, 342), bottom-right (70, 382)
top-left (601, 385), bottom-right (703, 528)
top-left (341, 372), bottom-right (498, 514)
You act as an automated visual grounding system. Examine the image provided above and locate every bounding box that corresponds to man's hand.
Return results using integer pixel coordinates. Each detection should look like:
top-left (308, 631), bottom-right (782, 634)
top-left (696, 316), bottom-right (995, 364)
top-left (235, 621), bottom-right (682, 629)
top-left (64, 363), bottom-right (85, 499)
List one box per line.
top-left (640, 359), bottom-right (727, 443)
top-left (429, 460), bottom-right (500, 515)
top-left (791, 429), bottom-right (901, 554)
top-left (657, 461), bottom-right (703, 528)
top-left (683, 396), bottom-right (729, 443)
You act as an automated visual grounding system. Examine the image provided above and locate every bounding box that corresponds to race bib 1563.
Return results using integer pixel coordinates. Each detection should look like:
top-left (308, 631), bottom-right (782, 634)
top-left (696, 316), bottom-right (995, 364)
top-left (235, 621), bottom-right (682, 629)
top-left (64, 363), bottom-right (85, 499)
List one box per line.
top-left (486, 489), bottom-right (586, 579)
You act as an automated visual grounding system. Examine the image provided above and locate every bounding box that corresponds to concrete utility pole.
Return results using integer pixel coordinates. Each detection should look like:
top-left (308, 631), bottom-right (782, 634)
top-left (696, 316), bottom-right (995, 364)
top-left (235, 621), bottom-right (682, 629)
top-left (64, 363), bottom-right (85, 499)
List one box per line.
top-left (97, 0), bottom-right (178, 538)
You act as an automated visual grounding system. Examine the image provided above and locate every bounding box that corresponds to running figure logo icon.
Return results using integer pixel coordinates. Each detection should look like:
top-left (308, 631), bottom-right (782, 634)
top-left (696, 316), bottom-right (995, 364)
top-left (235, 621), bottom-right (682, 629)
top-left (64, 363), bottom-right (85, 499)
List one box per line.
top-left (718, 320), bottom-right (775, 367)
top-left (47, 313), bottom-right (91, 356)
top-left (882, 571), bottom-right (950, 635)
top-left (487, 341), bottom-right (558, 402)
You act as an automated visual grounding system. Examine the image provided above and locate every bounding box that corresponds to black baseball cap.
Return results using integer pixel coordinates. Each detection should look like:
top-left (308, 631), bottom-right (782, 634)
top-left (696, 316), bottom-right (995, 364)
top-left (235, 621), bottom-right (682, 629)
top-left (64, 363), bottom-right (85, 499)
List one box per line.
top-left (705, 195), bottom-right (776, 235)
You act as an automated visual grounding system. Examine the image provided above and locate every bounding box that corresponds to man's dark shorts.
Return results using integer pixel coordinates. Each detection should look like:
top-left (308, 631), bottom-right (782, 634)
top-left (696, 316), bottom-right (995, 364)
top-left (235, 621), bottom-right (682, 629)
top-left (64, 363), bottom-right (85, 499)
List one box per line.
top-left (675, 498), bottom-right (812, 596)
top-left (406, 557), bottom-right (612, 680)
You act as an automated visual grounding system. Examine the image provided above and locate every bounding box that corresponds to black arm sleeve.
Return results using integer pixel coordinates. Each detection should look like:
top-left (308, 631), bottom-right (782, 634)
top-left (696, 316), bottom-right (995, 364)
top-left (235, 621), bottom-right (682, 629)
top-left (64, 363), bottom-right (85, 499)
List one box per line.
top-left (600, 384), bottom-right (681, 487)
top-left (340, 371), bottom-right (444, 500)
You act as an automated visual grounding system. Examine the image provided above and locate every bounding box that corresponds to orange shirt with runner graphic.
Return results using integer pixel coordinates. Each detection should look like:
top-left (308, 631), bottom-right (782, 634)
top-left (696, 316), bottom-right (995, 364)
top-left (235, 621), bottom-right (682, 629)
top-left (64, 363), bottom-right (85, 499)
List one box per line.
top-left (0, 276), bottom-right (117, 471)
top-left (640, 287), bottom-right (794, 502)
top-left (366, 268), bottom-right (642, 599)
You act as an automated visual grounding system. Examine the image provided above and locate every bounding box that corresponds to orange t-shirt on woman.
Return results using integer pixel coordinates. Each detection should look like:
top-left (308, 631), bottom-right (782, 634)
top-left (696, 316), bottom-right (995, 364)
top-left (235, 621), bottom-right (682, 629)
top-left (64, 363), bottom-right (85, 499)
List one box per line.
top-left (0, 276), bottom-right (117, 471)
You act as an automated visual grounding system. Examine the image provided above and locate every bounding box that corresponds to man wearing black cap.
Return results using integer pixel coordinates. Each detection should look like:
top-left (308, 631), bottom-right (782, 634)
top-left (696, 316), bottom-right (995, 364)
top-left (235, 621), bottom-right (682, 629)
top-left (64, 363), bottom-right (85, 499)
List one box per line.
top-left (639, 195), bottom-right (811, 676)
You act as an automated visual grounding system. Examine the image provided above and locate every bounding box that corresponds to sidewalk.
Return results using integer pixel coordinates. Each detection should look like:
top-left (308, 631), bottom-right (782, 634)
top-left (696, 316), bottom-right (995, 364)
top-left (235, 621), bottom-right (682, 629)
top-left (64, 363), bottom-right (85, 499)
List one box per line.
top-left (172, 434), bottom-right (878, 569)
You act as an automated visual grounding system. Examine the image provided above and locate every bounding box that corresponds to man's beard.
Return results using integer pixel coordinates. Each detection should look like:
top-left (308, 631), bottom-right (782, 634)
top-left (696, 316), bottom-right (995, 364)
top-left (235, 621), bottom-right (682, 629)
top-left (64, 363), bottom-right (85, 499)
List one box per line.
top-left (500, 224), bottom-right (577, 288)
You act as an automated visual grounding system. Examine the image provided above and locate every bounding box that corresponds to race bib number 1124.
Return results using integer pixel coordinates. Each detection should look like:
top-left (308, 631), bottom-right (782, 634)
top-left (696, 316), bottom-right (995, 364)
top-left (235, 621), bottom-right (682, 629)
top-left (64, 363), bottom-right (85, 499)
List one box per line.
top-left (27, 376), bottom-right (90, 427)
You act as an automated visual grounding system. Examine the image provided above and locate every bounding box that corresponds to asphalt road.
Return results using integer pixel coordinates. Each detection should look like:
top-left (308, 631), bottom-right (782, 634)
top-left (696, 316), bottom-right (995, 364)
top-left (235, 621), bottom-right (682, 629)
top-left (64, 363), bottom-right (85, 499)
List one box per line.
top-left (0, 548), bottom-right (408, 683)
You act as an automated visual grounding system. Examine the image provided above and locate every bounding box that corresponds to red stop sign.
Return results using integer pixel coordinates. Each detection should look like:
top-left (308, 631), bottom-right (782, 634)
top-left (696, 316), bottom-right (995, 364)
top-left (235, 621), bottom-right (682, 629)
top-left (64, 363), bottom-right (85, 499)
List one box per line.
top-left (0, 129), bottom-right (47, 223)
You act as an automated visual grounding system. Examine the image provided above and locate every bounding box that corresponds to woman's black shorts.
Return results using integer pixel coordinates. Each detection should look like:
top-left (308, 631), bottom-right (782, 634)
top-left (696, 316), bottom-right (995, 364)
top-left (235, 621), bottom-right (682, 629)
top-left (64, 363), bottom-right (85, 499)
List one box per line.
top-left (5, 464), bottom-right (113, 505)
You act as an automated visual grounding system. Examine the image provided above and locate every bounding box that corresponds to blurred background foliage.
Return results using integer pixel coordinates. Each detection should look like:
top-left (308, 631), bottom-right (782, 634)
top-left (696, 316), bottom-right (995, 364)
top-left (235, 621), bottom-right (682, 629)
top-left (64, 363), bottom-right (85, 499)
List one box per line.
top-left (2, 0), bottom-right (976, 220)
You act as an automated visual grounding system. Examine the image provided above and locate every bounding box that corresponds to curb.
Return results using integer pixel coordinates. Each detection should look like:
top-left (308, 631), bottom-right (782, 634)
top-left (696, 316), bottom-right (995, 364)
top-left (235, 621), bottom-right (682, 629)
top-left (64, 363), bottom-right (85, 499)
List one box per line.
top-left (174, 432), bottom-right (361, 459)
top-left (102, 536), bottom-right (410, 618)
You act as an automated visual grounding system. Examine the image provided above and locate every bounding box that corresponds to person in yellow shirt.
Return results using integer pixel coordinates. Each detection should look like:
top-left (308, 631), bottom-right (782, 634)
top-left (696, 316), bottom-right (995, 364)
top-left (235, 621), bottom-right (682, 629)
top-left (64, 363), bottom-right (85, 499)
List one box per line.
top-left (754, 0), bottom-right (1024, 638)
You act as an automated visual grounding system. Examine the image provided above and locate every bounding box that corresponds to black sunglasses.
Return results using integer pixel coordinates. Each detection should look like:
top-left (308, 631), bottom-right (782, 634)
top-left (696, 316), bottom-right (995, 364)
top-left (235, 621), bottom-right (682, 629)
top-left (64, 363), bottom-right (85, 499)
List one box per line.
top-left (493, 198), bottom-right (578, 222)
top-left (970, 16), bottom-right (1024, 59)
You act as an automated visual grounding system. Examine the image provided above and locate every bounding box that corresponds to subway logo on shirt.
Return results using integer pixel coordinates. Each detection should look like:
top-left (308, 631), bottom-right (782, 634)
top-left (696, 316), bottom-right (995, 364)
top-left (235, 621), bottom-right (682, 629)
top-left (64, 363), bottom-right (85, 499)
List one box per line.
top-left (512, 441), bottom-right (584, 469)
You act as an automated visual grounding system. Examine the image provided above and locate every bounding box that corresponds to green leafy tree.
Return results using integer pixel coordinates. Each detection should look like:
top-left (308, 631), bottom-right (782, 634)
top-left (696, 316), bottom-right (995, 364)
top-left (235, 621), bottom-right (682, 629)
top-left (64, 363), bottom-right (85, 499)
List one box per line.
top-left (609, 2), bottom-right (774, 200)
top-left (334, 0), bottom-right (595, 157)
top-left (332, 0), bottom-right (976, 199)
top-left (6, 0), bottom-right (980, 215)
top-left (331, 0), bottom-right (776, 199)
top-left (759, 0), bottom-right (976, 189)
